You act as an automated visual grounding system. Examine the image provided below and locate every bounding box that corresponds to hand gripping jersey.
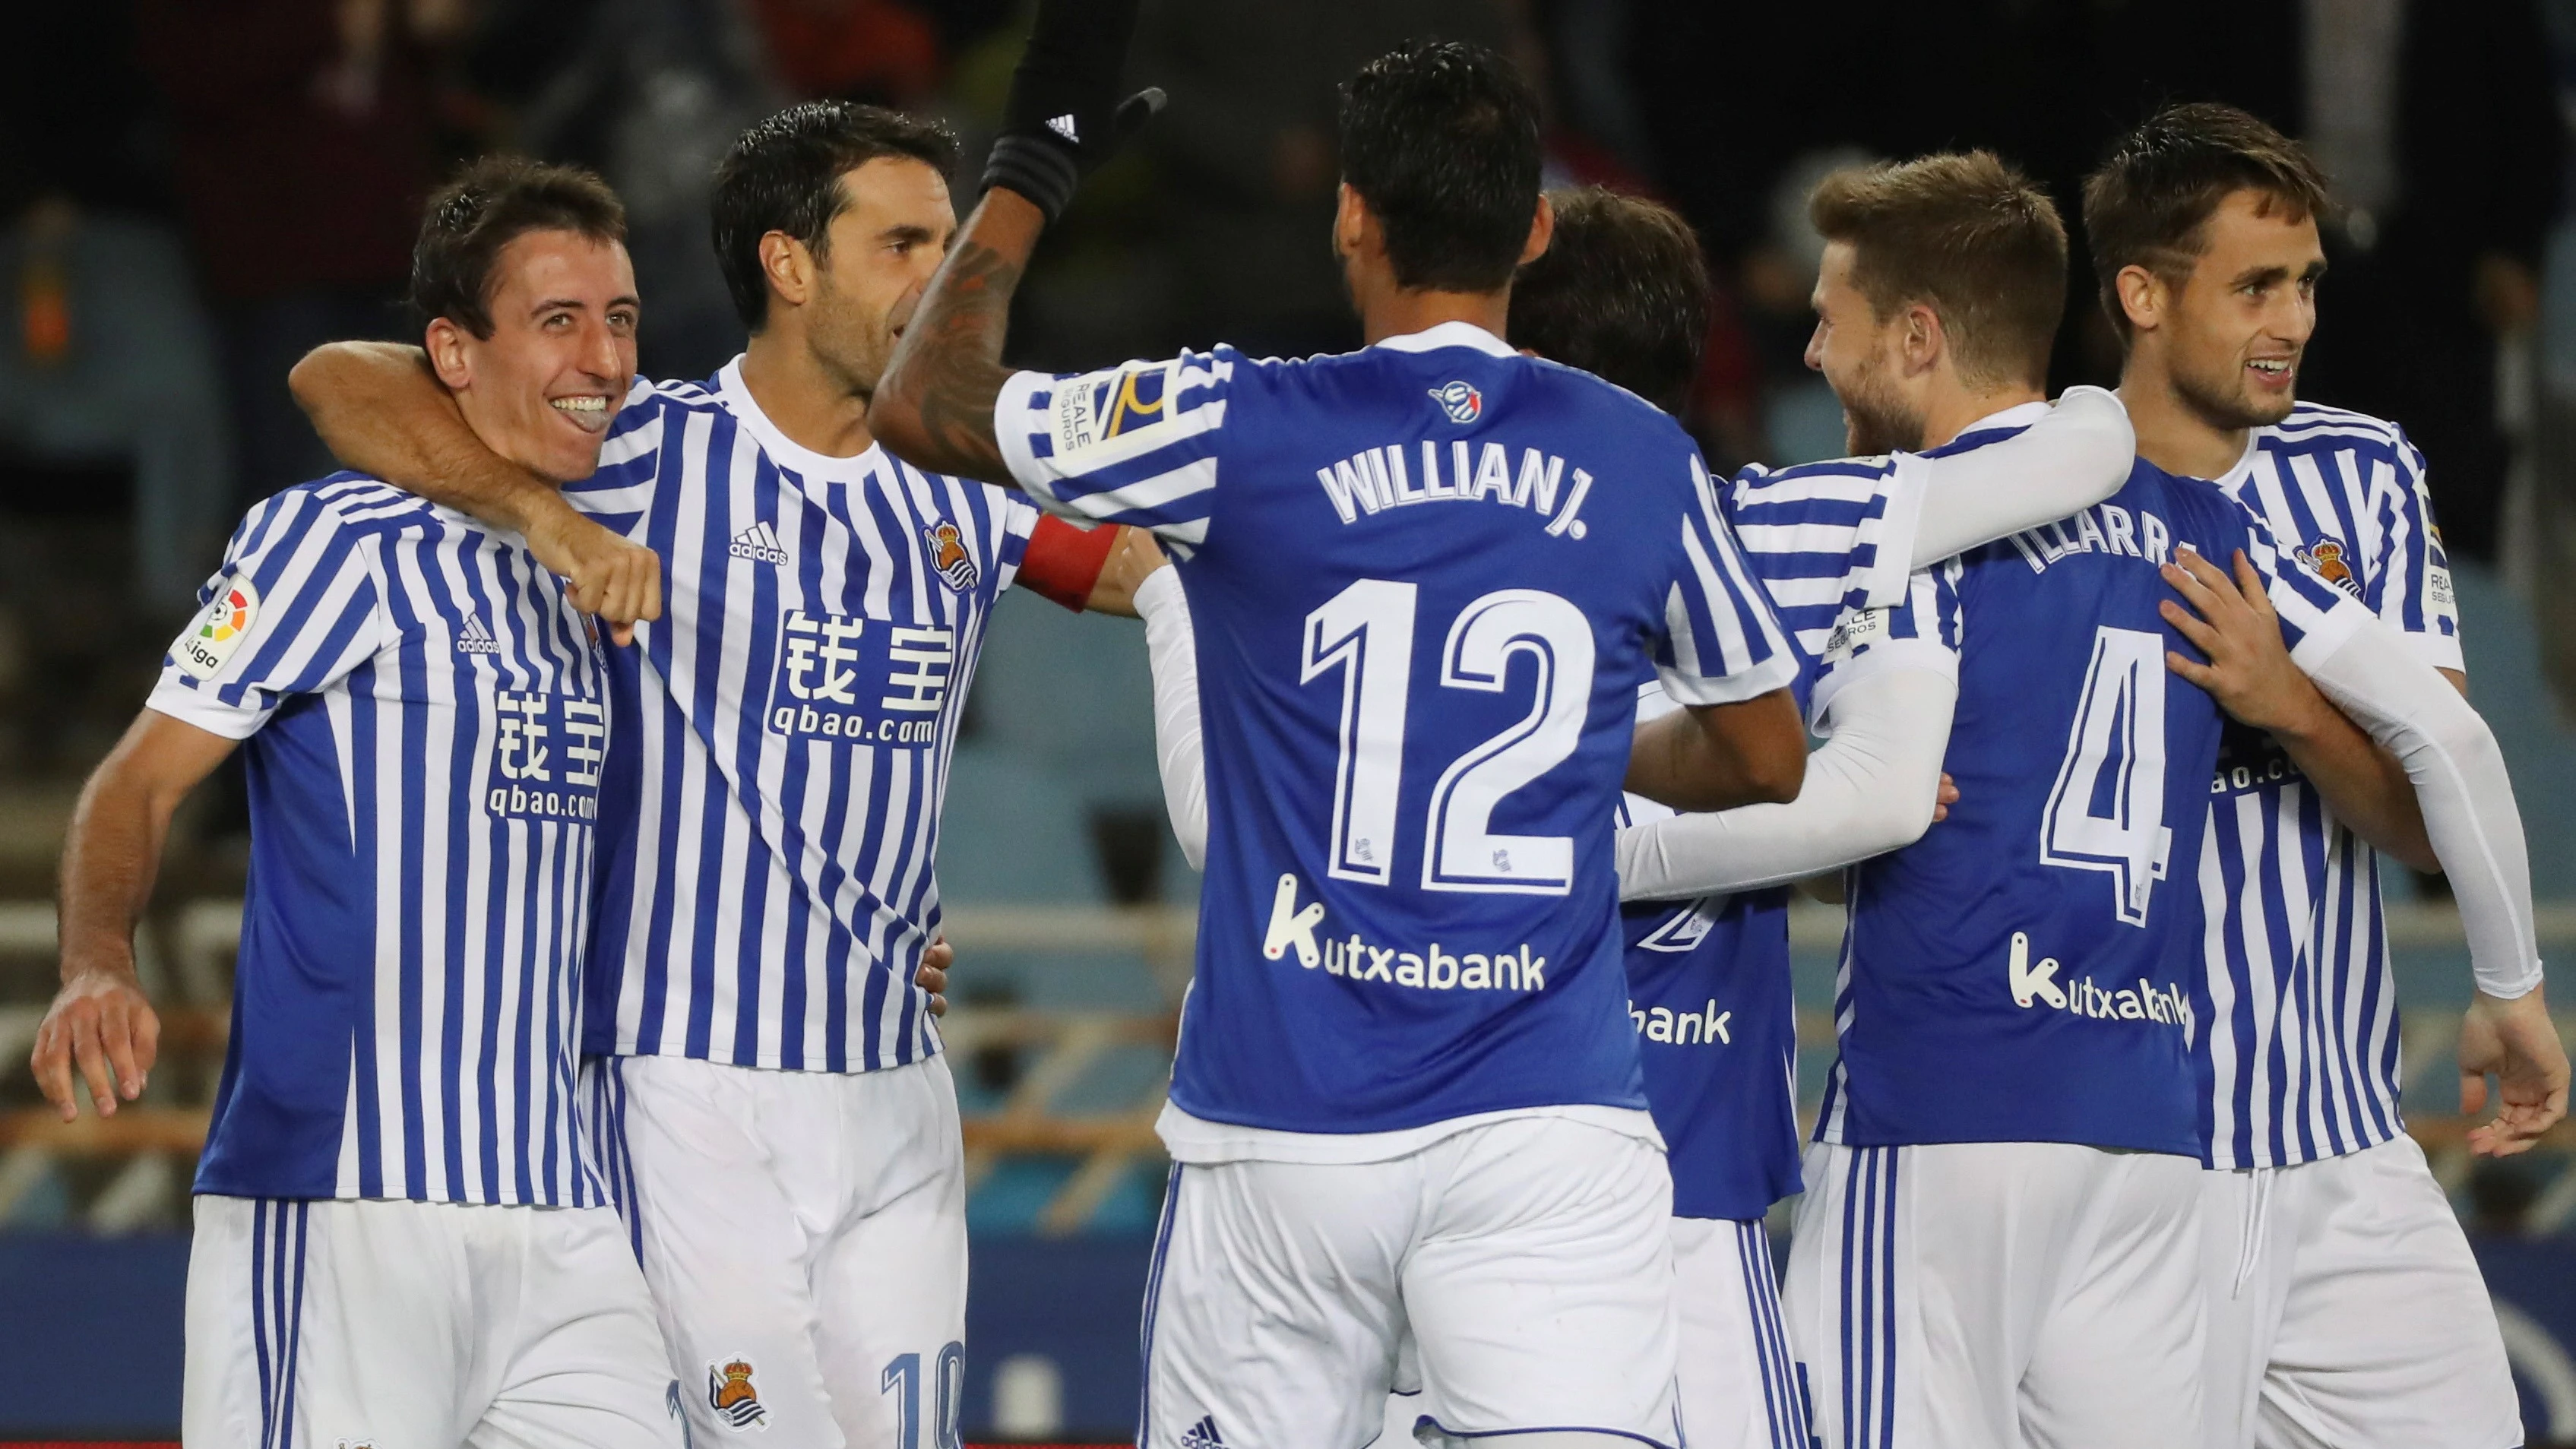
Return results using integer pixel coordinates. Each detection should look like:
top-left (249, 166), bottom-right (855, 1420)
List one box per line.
top-left (150, 476), bottom-right (612, 1205)
top-left (1807, 406), bottom-right (2366, 1156)
top-left (568, 362), bottom-right (1039, 1073)
top-left (2197, 403), bottom-right (2463, 1169)
top-left (996, 322), bottom-right (1797, 1135)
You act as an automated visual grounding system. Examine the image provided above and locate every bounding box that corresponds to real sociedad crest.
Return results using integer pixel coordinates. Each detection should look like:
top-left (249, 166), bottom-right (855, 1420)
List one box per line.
top-left (922, 520), bottom-right (977, 593)
top-left (1429, 380), bottom-right (1483, 425)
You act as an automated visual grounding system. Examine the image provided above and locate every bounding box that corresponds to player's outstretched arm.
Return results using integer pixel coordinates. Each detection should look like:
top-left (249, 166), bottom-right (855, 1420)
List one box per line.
top-left (1907, 385), bottom-right (2137, 566)
top-left (2160, 548), bottom-right (2438, 868)
top-left (1624, 690), bottom-right (1805, 813)
top-left (287, 341), bottom-right (660, 644)
top-left (33, 711), bottom-right (236, 1120)
top-left (872, 0), bottom-right (1163, 484)
top-left (871, 191), bottom-right (1045, 484)
top-left (1617, 666), bottom-right (1954, 901)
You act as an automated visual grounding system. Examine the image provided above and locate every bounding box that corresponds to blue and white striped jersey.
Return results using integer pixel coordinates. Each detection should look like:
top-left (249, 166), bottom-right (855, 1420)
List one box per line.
top-left (1802, 411), bottom-right (2371, 1154)
top-left (150, 476), bottom-right (610, 1206)
top-left (995, 322), bottom-right (1798, 1137)
top-left (569, 362), bottom-right (1038, 1072)
top-left (2195, 402), bottom-right (2463, 1169)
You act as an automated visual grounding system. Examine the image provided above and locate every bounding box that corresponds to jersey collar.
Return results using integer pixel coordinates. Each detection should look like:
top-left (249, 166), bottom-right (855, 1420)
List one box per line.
top-left (1370, 321), bottom-right (1517, 357)
top-left (1954, 399), bottom-right (2053, 438)
top-left (716, 356), bottom-right (888, 483)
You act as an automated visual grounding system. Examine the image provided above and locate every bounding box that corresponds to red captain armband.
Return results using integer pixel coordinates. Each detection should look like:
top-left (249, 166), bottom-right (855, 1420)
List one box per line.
top-left (1016, 514), bottom-right (1122, 611)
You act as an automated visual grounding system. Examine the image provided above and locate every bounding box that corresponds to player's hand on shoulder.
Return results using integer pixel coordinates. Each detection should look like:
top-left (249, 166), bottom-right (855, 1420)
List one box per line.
top-left (2158, 548), bottom-right (2328, 736)
top-left (1087, 527), bottom-right (1170, 617)
top-left (916, 936), bottom-right (954, 1017)
top-left (31, 963), bottom-right (160, 1122)
top-left (2460, 985), bottom-right (2570, 1156)
top-left (525, 499), bottom-right (662, 647)
top-left (1932, 772), bottom-right (1959, 824)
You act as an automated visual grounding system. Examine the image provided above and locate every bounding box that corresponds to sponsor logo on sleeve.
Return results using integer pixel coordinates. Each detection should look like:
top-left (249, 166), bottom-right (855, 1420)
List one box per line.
top-left (1049, 360), bottom-right (1180, 463)
top-left (175, 578), bottom-right (260, 681)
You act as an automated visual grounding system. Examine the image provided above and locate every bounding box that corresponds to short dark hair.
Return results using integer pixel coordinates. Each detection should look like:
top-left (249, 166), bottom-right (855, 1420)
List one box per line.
top-left (2081, 103), bottom-right (2331, 341)
top-left (410, 157), bottom-right (627, 340)
top-left (711, 101), bottom-right (960, 331)
top-left (1508, 188), bottom-right (1710, 413)
top-left (1337, 40), bottom-right (1543, 293)
top-left (1809, 150), bottom-right (2068, 391)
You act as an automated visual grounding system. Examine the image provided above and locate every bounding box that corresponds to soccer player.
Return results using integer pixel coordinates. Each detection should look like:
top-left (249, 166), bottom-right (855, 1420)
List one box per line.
top-left (1098, 178), bottom-right (2141, 1449)
top-left (29, 159), bottom-right (681, 1449)
top-left (288, 106), bottom-right (1130, 1449)
top-left (872, 15), bottom-right (1815, 1448)
top-left (2083, 104), bottom-right (2568, 1449)
top-left (1752, 155), bottom-right (2549, 1449)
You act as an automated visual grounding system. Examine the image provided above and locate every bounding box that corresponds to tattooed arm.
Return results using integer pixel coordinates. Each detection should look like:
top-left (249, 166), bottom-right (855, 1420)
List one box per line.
top-left (869, 189), bottom-right (1047, 486)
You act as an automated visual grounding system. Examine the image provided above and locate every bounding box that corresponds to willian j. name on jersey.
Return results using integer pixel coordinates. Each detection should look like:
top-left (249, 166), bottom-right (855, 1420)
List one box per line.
top-left (763, 609), bottom-right (956, 745)
top-left (1312, 439), bottom-right (1598, 539)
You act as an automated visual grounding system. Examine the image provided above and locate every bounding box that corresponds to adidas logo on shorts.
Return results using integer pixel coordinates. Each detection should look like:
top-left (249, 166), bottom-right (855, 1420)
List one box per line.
top-left (1178, 1414), bottom-right (1224, 1449)
top-left (730, 521), bottom-right (790, 565)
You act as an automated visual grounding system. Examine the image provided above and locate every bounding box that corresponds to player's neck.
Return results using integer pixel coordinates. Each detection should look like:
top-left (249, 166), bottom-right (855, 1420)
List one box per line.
top-left (739, 331), bottom-right (878, 460)
top-left (1358, 286), bottom-right (1512, 348)
top-left (2116, 363), bottom-right (2248, 481)
top-left (1918, 384), bottom-right (2044, 452)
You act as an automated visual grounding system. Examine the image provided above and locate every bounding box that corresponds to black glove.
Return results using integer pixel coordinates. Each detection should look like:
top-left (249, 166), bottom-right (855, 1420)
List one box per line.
top-left (981, 0), bottom-right (1166, 225)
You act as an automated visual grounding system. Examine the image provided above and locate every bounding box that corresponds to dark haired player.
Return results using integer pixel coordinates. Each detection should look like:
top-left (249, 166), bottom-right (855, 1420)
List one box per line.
top-left (873, 14), bottom-right (1812, 1447)
top-left (1104, 182), bottom-right (2141, 1449)
top-left (2085, 103), bottom-right (2564, 1449)
top-left (289, 103), bottom-right (1127, 1448)
top-left (31, 158), bottom-right (682, 1449)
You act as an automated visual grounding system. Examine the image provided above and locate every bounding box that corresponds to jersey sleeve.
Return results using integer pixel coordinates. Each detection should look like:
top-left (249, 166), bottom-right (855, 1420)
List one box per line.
top-left (1720, 453), bottom-right (1918, 661)
top-left (1805, 561), bottom-right (1964, 732)
top-left (992, 348), bottom-right (1236, 552)
top-left (1650, 457), bottom-right (1802, 706)
top-left (559, 376), bottom-right (666, 539)
top-left (2361, 424), bottom-right (2464, 672)
top-left (147, 491), bottom-right (390, 739)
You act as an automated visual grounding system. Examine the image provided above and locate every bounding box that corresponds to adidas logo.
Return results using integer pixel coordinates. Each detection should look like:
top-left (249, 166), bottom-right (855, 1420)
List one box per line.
top-left (1177, 1415), bottom-right (1223, 1449)
top-left (456, 617), bottom-right (501, 654)
top-left (1046, 113), bottom-right (1079, 144)
top-left (729, 520), bottom-right (789, 565)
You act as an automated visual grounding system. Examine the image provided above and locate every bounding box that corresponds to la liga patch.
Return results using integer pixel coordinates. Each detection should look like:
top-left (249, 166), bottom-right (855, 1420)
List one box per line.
top-left (175, 577), bottom-right (260, 681)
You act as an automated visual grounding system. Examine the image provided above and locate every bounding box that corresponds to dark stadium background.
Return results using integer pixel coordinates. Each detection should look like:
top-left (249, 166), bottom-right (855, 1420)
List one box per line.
top-left (2, 0), bottom-right (2574, 1441)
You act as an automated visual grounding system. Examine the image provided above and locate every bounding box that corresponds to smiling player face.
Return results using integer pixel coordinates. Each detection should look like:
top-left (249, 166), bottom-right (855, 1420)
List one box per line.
top-left (811, 157), bottom-right (957, 398)
top-left (2155, 189), bottom-right (2322, 433)
top-left (431, 229), bottom-right (640, 484)
top-left (1806, 240), bottom-right (1926, 456)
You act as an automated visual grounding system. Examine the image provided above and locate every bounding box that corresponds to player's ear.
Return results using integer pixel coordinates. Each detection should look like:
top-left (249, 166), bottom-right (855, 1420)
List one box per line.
top-left (1519, 192), bottom-right (1555, 267)
top-left (1333, 182), bottom-right (1369, 262)
top-left (761, 230), bottom-right (814, 315)
top-left (2115, 264), bottom-right (2165, 336)
top-left (1900, 300), bottom-right (1944, 377)
top-left (422, 316), bottom-right (473, 392)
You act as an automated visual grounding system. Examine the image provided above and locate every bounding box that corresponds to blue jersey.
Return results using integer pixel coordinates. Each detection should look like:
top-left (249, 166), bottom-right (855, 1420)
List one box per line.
top-left (1806, 407), bottom-right (2366, 1155)
top-left (569, 364), bottom-right (1037, 1072)
top-left (150, 477), bottom-right (610, 1204)
top-left (2197, 403), bottom-right (2462, 1168)
top-left (997, 322), bottom-right (1797, 1134)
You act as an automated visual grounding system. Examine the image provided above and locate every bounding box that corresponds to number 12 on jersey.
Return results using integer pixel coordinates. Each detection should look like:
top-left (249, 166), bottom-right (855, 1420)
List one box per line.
top-left (1302, 578), bottom-right (1597, 896)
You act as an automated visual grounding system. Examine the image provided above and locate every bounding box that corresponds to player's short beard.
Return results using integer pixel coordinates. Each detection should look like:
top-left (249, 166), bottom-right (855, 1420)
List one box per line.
top-left (1837, 356), bottom-right (1926, 456)
top-left (2170, 346), bottom-right (2296, 434)
top-left (808, 266), bottom-right (894, 400)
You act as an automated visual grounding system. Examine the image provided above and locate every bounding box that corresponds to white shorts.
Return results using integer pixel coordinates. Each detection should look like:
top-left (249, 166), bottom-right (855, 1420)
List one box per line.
top-left (183, 1194), bottom-right (681, 1449)
top-left (1378, 1216), bottom-right (1804, 1449)
top-left (1144, 1113), bottom-right (1682, 1449)
top-left (1783, 1141), bottom-right (2204, 1449)
top-left (2201, 1134), bottom-right (2520, 1449)
top-left (586, 1053), bottom-right (968, 1449)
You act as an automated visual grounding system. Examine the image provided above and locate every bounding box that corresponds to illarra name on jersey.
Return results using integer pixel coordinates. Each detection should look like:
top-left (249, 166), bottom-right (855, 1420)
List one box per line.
top-left (1813, 419), bottom-right (2362, 1158)
top-left (994, 324), bottom-right (1796, 1135)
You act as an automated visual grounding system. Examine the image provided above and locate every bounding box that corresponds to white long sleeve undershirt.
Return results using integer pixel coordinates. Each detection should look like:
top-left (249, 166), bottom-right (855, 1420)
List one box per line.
top-left (1138, 567), bottom-right (1210, 870)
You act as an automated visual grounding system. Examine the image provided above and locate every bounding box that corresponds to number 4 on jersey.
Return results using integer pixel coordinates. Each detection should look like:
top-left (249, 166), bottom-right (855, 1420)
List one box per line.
top-left (2040, 626), bottom-right (2174, 926)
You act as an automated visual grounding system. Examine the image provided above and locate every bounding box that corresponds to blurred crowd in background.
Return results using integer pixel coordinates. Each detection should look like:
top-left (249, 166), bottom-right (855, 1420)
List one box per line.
top-left (2, 0), bottom-right (2574, 767)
